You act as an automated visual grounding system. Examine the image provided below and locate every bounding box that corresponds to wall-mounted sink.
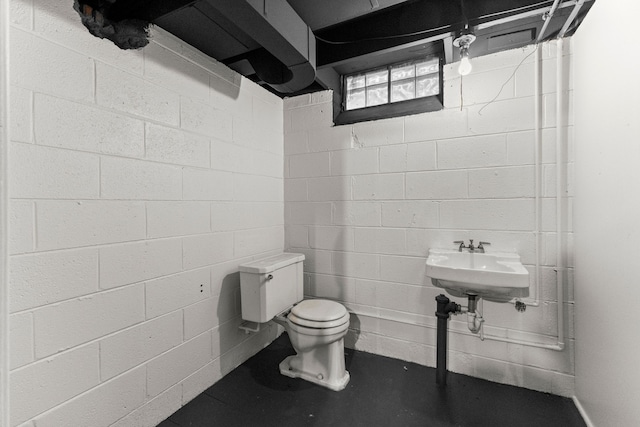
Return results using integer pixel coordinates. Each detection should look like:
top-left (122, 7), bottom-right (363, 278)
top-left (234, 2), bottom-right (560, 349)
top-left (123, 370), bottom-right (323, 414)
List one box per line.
top-left (426, 249), bottom-right (529, 298)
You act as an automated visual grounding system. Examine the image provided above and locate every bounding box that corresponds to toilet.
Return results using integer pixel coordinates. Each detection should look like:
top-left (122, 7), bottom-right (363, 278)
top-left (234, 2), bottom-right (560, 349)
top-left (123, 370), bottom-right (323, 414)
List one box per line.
top-left (239, 253), bottom-right (350, 391)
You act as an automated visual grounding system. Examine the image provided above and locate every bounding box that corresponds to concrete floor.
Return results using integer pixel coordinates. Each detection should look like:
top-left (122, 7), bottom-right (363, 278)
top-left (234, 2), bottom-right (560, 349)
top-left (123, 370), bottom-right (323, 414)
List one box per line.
top-left (159, 333), bottom-right (585, 427)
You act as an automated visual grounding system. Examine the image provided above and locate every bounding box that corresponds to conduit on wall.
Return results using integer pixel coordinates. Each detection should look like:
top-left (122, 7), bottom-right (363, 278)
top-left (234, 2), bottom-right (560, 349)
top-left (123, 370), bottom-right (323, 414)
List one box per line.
top-left (555, 38), bottom-right (566, 351)
top-left (0, 0), bottom-right (11, 424)
top-left (510, 0), bottom-right (560, 310)
top-left (459, 1), bottom-right (581, 351)
top-left (475, 39), bottom-right (566, 351)
top-left (531, 42), bottom-right (543, 309)
top-left (530, 0), bottom-right (563, 309)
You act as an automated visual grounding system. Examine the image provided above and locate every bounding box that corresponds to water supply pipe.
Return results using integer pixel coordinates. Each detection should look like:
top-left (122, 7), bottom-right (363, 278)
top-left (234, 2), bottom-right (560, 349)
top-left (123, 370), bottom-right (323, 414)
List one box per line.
top-left (435, 294), bottom-right (461, 386)
top-left (559, 0), bottom-right (586, 38)
top-left (478, 39), bottom-right (566, 351)
top-left (533, 42), bottom-right (543, 306)
top-left (536, 0), bottom-right (562, 43)
top-left (554, 37), bottom-right (566, 351)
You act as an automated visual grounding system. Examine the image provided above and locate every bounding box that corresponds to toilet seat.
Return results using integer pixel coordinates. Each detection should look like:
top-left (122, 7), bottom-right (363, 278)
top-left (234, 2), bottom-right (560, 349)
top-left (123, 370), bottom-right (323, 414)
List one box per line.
top-left (287, 319), bottom-right (349, 337)
top-left (288, 299), bottom-right (349, 329)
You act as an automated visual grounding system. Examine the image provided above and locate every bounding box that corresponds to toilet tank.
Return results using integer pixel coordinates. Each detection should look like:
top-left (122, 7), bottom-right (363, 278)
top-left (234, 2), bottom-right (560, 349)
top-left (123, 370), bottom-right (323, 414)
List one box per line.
top-left (239, 253), bottom-right (305, 323)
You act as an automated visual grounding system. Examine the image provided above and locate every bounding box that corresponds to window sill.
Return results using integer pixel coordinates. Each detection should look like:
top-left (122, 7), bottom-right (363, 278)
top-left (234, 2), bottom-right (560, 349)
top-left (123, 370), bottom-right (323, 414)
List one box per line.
top-left (334, 94), bottom-right (443, 126)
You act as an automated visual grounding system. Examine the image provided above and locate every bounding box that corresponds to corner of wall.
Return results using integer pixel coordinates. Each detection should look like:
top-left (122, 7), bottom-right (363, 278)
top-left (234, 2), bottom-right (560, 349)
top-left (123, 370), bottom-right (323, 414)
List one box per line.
top-left (0, 0), bottom-right (11, 425)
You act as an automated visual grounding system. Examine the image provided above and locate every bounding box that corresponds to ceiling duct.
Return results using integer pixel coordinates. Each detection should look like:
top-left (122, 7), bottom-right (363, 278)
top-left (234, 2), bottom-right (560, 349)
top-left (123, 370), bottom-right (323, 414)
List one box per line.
top-left (74, 1), bottom-right (594, 98)
top-left (74, 0), bottom-right (317, 93)
top-left (154, 0), bottom-right (317, 93)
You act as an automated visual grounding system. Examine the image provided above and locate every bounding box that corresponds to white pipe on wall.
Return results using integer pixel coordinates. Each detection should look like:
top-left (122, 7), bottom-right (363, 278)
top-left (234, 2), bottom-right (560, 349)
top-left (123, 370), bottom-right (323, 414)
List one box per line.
top-left (545, 0), bottom-right (588, 357)
top-left (555, 38), bottom-right (566, 351)
top-left (537, 0), bottom-right (562, 43)
top-left (481, 39), bottom-right (566, 352)
top-left (559, 0), bottom-right (586, 38)
top-left (471, 332), bottom-right (565, 351)
top-left (449, 39), bottom-right (568, 351)
top-left (481, 39), bottom-right (567, 352)
top-left (0, 0), bottom-right (10, 423)
top-left (534, 43), bottom-right (543, 306)
top-left (348, 306), bottom-right (567, 351)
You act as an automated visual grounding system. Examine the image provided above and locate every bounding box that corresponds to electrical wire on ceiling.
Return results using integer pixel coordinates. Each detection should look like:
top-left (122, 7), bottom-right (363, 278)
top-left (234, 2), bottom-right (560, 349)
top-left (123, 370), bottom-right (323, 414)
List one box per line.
top-left (315, 24), bottom-right (451, 45)
top-left (315, 0), bottom-right (558, 45)
top-left (476, 0), bottom-right (566, 113)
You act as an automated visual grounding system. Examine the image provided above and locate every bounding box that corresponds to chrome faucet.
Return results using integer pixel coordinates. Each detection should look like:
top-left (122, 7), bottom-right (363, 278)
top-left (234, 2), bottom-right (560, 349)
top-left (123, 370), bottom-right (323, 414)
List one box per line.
top-left (477, 241), bottom-right (490, 253)
top-left (468, 239), bottom-right (475, 251)
top-left (453, 240), bottom-right (491, 253)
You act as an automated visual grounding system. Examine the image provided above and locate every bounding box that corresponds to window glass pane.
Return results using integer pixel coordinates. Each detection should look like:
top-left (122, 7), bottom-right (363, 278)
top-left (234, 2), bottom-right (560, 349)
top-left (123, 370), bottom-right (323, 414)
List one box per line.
top-left (343, 55), bottom-right (440, 116)
top-left (346, 88), bottom-right (366, 110)
top-left (391, 80), bottom-right (415, 102)
top-left (366, 83), bottom-right (388, 106)
top-left (366, 69), bottom-right (388, 86)
top-left (346, 74), bottom-right (365, 90)
top-left (416, 75), bottom-right (439, 98)
top-left (416, 58), bottom-right (439, 76)
top-left (391, 64), bottom-right (415, 81)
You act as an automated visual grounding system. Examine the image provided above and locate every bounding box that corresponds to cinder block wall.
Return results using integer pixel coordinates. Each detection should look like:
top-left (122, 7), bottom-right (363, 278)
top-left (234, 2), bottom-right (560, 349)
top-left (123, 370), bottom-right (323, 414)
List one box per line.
top-left (284, 43), bottom-right (575, 396)
top-left (8, 2), bottom-right (283, 426)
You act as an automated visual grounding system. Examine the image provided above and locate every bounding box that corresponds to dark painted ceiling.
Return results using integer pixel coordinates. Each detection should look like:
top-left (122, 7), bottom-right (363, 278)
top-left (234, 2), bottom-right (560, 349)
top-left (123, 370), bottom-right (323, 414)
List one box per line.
top-left (104, 0), bottom-right (595, 97)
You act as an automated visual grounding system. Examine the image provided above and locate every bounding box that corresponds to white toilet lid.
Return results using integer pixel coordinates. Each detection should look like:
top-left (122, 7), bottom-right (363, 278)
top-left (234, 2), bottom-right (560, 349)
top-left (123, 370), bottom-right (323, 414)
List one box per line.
top-left (289, 299), bottom-right (349, 329)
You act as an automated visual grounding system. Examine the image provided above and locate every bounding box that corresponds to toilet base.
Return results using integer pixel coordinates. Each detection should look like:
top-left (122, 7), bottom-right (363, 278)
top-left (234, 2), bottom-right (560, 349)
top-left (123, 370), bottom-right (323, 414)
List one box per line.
top-left (279, 355), bottom-right (350, 391)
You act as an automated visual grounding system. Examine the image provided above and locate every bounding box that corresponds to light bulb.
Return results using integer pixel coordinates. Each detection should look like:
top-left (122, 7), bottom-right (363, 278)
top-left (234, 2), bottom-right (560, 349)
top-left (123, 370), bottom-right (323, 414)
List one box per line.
top-left (458, 48), bottom-right (472, 76)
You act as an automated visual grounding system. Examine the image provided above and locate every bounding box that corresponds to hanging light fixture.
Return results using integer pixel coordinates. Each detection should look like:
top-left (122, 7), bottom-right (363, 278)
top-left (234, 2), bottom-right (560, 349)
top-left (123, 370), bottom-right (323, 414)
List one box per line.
top-left (453, 30), bottom-right (476, 76)
top-left (453, 0), bottom-right (475, 76)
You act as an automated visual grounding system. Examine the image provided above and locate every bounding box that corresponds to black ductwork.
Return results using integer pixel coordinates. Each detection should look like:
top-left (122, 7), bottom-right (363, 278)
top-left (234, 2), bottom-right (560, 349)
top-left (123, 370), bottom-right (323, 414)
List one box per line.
top-left (154, 0), bottom-right (317, 94)
top-left (223, 48), bottom-right (294, 85)
top-left (74, 0), bottom-right (317, 94)
top-left (73, 0), bottom-right (596, 98)
top-left (245, 49), bottom-right (293, 85)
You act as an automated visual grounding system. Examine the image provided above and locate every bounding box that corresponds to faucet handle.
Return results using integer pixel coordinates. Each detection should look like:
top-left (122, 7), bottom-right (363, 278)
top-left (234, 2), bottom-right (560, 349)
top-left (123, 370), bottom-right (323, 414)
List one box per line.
top-left (478, 241), bottom-right (491, 250)
top-left (453, 240), bottom-right (465, 251)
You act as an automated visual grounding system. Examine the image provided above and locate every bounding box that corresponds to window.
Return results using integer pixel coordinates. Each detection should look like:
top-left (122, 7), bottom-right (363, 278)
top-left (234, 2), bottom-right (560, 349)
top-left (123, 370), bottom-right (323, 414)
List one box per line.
top-left (336, 56), bottom-right (443, 125)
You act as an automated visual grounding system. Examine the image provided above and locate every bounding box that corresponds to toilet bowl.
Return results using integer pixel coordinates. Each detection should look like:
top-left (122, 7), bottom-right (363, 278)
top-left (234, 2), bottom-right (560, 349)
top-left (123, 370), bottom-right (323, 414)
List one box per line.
top-left (239, 253), bottom-right (350, 391)
top-left (275, 299), bottom-right (350, 391)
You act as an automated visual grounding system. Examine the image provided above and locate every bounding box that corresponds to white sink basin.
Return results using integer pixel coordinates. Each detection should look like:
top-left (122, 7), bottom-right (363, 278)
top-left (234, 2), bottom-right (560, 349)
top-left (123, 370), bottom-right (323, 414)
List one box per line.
top-left (426, 249), bottom-right (529, 298)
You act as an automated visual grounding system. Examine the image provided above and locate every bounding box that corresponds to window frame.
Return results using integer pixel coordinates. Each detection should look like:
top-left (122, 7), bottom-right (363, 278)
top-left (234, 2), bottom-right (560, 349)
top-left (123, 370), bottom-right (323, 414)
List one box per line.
top-left (335, 54), bottom-right (444, 126)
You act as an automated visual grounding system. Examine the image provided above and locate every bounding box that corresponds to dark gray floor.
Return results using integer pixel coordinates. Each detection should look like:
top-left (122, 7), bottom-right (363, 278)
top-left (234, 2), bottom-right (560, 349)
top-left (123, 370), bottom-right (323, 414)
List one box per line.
top-left (160, 333), bottom-right (585, 427)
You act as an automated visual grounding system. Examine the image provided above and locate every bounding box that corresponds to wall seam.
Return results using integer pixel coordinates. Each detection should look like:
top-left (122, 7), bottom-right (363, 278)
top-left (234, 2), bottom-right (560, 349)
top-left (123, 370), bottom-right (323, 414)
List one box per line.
top-left (0, 0), bottom-right (10, 423)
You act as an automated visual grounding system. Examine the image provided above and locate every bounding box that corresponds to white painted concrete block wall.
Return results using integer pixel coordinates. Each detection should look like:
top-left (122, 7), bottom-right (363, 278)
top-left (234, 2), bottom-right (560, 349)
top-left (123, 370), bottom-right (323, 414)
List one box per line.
top-left (284, 43), bottom-right (575, 396)
top-left (8, 1), bottom-right (284, 426)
